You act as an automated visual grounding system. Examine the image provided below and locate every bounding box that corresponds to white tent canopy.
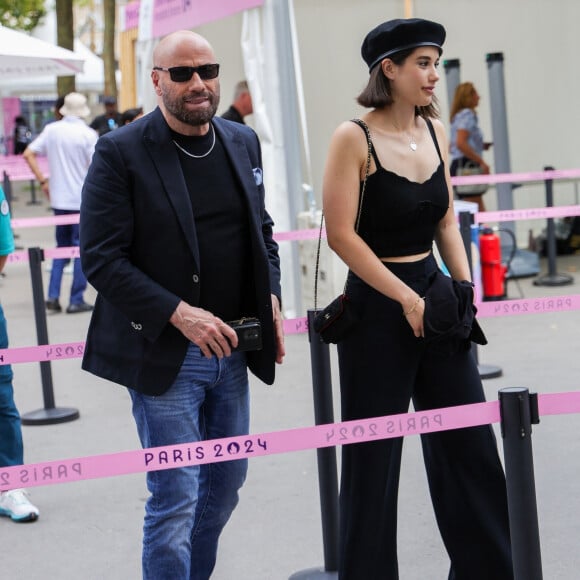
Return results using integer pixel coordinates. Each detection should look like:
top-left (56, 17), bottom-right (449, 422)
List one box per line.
top-left (0, 40), bottom-right (104, 94)
top-left (0, 25), bottom-right (84, 79)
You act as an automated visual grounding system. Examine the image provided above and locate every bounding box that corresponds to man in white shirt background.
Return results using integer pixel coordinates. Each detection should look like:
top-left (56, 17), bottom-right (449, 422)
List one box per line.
top-left (23, 92), bottom-right (97, 314)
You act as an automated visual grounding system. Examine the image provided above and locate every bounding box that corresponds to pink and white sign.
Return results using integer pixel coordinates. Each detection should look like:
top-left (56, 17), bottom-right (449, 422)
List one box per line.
top-left (126, 0), bottom-right (264, 37)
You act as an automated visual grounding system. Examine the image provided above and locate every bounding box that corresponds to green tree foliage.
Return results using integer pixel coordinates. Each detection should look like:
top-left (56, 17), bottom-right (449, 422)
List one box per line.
top-left (0, 0), bottom-right (46, 32)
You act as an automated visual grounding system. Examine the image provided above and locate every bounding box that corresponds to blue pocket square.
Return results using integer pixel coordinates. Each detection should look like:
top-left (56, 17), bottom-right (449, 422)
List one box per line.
top-left (253, 167), bottom-right (263, 186)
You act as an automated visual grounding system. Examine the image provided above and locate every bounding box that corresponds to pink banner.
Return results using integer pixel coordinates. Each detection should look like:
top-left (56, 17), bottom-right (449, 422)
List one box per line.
top-left (123, 1), bottom-right (141, 31)
top-left (1, 99), bottom-right (21, 155)
top-left (151, 0), bottom-right (263, 38)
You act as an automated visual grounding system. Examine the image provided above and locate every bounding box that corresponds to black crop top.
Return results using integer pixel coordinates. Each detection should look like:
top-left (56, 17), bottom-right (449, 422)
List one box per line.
top-left (355, 119), bottom-right (449, 258)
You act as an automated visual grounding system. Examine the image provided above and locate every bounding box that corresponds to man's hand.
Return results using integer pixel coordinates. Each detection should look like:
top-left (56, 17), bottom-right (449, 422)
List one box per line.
top-left (170, 301), bottom-right (238, 359)
top-left (272, 294), bottom-right (285, 364)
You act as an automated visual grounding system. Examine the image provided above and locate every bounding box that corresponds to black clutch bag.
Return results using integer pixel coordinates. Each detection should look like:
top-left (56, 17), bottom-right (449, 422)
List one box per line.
top-left (226, 317), bottom-right (262, 352)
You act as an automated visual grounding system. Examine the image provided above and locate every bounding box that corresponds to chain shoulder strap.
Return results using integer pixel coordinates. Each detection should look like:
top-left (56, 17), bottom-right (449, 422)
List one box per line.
top-left (314, 119), bottom-right (372, 309)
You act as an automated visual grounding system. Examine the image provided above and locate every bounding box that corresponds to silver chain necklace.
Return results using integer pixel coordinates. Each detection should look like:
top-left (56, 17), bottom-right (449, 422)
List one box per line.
top-left (172, 124), bottom-right (215, 159)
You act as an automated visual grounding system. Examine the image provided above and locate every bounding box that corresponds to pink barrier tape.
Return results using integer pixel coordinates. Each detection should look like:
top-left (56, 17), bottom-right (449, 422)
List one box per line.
top-left (6, 249), bottom-right (28, 264)
top-left (2, 296), bottom-right (579, 367)
top-left (0, 342), bottom-right (85, 365)
top-left (475, 204), bottom-right (580, 224)
top-left (1, 155), bottom-right (49, 181)
top-left (44, 246), bottom-right (80, 260)
top-left (0, 400), bottom-right (500, 490)
top-left (11, 214), bottom-right (80, 229)
top-left (451, 167), bottom-right (580, 187)
top-left (538, 391), bottom-right (580, 416)
top-left (283, 317), bottom-right (308, 335)
top-left (274, 227), bottom-right (323, 242)
top-left (5, 168), bottom-right (579, 232)
top-left (477, 295), bottom-right (580, 318)
top-left (2, 390), bottom-right (580, 491)
top-left (6, 246), bottom-right (80, 263)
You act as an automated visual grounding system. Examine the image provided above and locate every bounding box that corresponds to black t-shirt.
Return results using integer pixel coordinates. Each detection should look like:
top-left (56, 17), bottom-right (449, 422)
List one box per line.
top-left (171, 125), bottom-right (256, 321)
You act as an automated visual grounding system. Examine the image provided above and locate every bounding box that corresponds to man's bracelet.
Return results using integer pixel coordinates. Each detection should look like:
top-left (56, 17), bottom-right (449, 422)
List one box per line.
top-left (40, 178), bottom-right (48, 185)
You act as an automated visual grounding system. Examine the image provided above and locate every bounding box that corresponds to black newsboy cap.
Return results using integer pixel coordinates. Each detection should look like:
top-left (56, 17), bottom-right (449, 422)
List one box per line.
top-left (362, 18), bottom-right (446, 72)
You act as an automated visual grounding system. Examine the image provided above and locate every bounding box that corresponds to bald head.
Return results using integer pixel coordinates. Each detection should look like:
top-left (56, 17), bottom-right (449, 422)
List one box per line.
top-left (153, 30), bottom-right (215, 68)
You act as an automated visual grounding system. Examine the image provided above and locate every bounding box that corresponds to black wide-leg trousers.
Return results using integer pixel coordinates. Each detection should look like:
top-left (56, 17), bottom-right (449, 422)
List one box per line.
top-left (337, 254), bottom-right (513, 580)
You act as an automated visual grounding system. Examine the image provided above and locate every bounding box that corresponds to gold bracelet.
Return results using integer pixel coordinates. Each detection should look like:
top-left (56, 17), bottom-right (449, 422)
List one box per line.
top-left (403, 296), bottom-right (423, 317)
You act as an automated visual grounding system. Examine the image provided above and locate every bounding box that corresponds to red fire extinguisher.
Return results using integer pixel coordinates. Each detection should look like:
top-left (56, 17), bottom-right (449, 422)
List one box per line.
top-left (479, 226), bottom-right (507, 300)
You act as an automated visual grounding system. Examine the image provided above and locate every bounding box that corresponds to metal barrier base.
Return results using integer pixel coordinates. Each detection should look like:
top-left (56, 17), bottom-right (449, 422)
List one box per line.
top-left (21, 407), bottom-right (80, 426)
top-left (533, 273), bottom-right (574, 287)
top-left (479, 364), bottom-right (503, 379)
top-left (289, 568), bottom-right (338, 579)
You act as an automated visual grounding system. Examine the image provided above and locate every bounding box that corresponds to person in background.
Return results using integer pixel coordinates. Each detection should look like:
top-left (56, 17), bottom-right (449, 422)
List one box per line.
top-left (90, 96), bottom-right (123, 136)
top-left (121, 107), bottom-right (144, 125)
top-left (40, 96), bottom-right (65, 131)
top-left (0, 185), bottom-right (40, 523)
top-left (80, 30), bottom-right (285, 580)
top-left (52, 96), bottom-right (65, 122)
top-left (13, 116), bottom-right (32, 155)
top-left (221, 80), bottom-right (253, 124)
top-left (449, 82), bottom-right (492, 211)
top-left (322, 18), bottom-right (513, 579)
top-left (23, 92), bottom-right (97, 314)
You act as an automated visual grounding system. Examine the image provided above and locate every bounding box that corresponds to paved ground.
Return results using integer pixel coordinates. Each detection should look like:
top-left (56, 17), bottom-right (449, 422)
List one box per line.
top-left (2, 181), bottom-right (580, 579)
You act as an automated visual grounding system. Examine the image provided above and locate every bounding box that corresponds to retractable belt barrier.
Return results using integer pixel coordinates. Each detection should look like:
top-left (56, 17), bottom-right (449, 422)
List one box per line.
top-left (0, 391), bottom-right (578, 492)
top-left (0, 292), bottom-right (578, 366)
top-left (2, 167), bottom-right (579, 486)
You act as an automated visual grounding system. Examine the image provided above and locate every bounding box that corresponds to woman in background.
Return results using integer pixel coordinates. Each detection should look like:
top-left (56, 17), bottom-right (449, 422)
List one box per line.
top-left (449, 82), bottom-right (492, 211)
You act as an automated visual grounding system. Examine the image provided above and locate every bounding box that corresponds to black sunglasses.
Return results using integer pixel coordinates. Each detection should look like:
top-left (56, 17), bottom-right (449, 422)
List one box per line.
top-left (153, 63), bottom-right (220, 83)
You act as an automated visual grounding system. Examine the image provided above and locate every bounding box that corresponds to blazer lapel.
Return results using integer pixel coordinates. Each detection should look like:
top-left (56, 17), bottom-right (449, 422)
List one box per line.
top-left (213, 119), bottom-right (261, 220)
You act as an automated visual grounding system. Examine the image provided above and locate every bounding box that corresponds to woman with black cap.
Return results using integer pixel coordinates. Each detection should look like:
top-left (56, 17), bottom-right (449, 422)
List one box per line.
top-left (322, 18), bottom-right (513, 579)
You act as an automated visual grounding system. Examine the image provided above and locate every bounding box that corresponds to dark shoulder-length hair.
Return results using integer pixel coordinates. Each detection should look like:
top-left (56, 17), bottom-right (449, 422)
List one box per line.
top-left (357, 48), bottom-right (440, 120)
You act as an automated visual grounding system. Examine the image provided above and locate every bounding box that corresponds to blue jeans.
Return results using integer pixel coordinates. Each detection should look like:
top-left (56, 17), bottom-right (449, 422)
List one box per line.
top-left (0, 304), bottom-right (24, 468)
top-left (129, 343), bottom-right (250, 580)
top-left (48, 209), bottom-right (87, 305)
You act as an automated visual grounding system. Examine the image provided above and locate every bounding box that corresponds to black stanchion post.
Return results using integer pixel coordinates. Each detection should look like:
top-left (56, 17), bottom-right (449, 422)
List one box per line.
top-left (3, 171), bottom-right (13, 209)
top-left (21, 247), bottom-right (79, 425)
top-left (458, 211), bottom-right (502, 379)
top-left (533, 166), bottom-right (573, 287)
top-left (27, 178), bottom-right (41, 206)
top-left (499, 387), bottom-right (543, 580)
top-left (289, 310), bottom-right (338, 580)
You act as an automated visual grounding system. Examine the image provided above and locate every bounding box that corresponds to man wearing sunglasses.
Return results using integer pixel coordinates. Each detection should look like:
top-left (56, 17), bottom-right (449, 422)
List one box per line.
top-left (80, 29), bottom-right (285, 580)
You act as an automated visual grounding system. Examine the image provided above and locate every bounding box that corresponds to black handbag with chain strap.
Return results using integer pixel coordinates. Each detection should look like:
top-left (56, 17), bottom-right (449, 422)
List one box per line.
top-left (312, 118), bottom-right (372, 344)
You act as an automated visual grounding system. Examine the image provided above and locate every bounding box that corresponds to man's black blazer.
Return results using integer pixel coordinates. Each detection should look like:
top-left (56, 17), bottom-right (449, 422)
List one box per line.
top-left (80, 108), bottom-right (281, 395)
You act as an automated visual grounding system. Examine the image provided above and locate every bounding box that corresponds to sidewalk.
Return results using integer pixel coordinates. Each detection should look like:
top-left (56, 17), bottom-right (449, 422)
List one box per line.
top-left (2, 181), bottom-right (580, 579)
